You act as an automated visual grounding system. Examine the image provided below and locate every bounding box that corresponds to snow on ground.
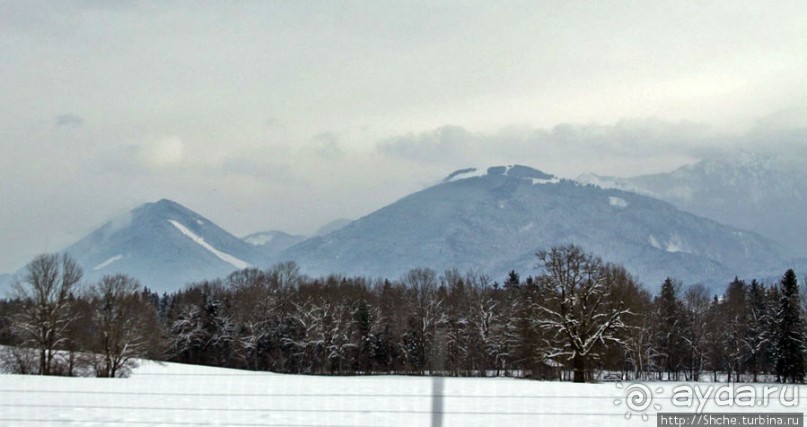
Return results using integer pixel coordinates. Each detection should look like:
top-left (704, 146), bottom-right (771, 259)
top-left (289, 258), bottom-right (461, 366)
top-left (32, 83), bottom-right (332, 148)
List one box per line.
top-left (167, 220), bottom-right (250, 269)
top-left (92, 255), bottom-right (124, 271)
top-left (608, 196), bottom-right (628, 208)
top-left (530, 177), bottom-right (560, 185)
top-left (518, 222), bottom-right (535, 233)
top-left (244, 233), bottom-right (275, 246)
top-left (664, 233), bottom-right (690, 254)
top-left (648, 235), bottom-right (663, 250)
top-left (2, 362), bottom-right (805, 426)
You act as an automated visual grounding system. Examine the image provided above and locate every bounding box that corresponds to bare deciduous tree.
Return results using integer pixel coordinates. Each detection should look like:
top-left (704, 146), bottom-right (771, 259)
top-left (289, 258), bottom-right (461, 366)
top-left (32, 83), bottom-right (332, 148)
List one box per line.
top-left (12, 253), bottom-right (82, 375)
top-left (682, 284), bottom-right (711, 381)
top-left (404, 268), bottom-right (447, 374)
top-left (89, 274), bottom-right (157, 377)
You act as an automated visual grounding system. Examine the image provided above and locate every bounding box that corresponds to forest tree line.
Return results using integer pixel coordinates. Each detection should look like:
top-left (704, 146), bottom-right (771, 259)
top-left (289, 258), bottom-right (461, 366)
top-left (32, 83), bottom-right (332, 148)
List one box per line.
top-left (0, 245), bottom-right (804, 383)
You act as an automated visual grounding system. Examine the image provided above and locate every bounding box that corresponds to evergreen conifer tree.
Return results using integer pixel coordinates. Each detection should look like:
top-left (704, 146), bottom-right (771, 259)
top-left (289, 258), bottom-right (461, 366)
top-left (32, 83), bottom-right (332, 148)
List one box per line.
top-left (774, 269), bottom-right (804, 383)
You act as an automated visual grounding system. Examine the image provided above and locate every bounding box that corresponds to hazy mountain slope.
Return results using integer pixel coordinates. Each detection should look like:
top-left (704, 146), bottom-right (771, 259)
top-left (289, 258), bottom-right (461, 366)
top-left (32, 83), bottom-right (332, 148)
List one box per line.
top-left (282, 165), bottom-right (791, 291)
top-left (61, 199), bottom-right (264, 292)
top-left (315, 218), bottom-right (353, 236)
top-left (241, 217), bottom-right (353, 257)
top-left (243, 230), bottom-right (306, 257)
top-left (579, 152), bottom-right (807, 256)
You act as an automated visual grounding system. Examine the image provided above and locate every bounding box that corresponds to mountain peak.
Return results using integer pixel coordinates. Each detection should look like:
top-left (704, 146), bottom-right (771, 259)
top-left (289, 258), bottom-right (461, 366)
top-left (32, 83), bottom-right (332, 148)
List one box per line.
top-left (56, 198), bottom-right (263, 292)
top-left (141, 198), bottom-right (191, 215)
top-left (130, 199), bottom-right (210, 227)
top-left (154, 198), bottom-right (182, 207)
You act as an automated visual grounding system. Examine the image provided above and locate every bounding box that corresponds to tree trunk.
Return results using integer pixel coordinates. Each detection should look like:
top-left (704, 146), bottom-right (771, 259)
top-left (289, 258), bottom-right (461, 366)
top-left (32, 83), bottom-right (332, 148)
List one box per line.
top-left (68, 348), bottom-right (75, 377)
top-left (39, 348), bottom-right (46, 375)
top-left (573, 354), bottom-right (585, 383)
top-left (46, 349), bottom-right (53, 375)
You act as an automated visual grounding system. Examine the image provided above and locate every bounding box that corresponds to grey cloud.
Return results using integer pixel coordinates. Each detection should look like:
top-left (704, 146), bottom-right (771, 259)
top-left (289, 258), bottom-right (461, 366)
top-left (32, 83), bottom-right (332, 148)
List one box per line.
top-left (219, 156), bottom-right (296, 183)
top-left (73, 0), bottom-right (138, 11)
top-left (377, 120), bottom-right (713, 164)
top-left (734, 128), bottom-right (807, 164)
top-left (377, 125), bottom-right (476, 162)
top-left (91, 138), bottom-right (186, 174)
top-left (309, 132), bottom-right (344, 159)
top-left (376, 119), bottom-right (807, 179)
top-left (92, 144), bottom-right (140, 175)
top-left (102, 210), bottom-right (134, 239)
top-left (752, 108), bottom-right (807, 132)
top-left (544, 119), bottom-right (713, 157)
top-left (55, 113), bottom-right (85, 128)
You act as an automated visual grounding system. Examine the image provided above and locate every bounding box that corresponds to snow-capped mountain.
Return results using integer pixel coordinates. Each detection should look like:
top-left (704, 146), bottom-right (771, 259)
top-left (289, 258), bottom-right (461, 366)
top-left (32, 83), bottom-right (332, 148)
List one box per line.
top-left (242, 230), bottom-right (306, 257)
top-left (281, 165), bottom-right (792, 291)
top-left (59, 199), bottom-right (265, 292)
top-left (578, 151), bottom-right (807, 256)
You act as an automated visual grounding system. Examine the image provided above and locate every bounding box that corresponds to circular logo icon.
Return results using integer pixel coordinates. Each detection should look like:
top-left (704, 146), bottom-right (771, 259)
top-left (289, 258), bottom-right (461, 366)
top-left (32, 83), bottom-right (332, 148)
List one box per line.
top-left (624, 384), bottom-right (653, 412)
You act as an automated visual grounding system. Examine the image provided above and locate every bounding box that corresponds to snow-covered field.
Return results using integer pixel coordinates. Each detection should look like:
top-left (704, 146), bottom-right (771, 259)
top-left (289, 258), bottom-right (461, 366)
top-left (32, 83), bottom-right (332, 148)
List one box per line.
top-left (2, 361), bottom-right (805, 426)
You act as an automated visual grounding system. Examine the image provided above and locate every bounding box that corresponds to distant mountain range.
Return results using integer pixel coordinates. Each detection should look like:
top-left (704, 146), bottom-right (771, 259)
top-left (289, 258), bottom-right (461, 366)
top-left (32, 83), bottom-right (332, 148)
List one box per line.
top-left (2, 161), bottom-right (803, 295)
top-left (243, 230), bottom-right (306, 257)
top-left (243, 218), bottom-right (352, 257)
top-left (280, 165), bottom-right (793, 291)
top-left (578, 151), bottom-right (807, 257)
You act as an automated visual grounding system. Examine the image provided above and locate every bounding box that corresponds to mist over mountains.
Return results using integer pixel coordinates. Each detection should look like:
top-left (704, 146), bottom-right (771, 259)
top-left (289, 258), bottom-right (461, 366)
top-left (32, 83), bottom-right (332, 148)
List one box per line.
top-left (578, 151), bottom-right (807, 257)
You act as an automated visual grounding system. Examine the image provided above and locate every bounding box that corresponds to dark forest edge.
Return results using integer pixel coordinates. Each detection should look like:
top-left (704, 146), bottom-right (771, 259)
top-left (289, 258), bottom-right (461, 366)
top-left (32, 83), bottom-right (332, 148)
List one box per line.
top-left (0, 245), bottom-right (804, 384)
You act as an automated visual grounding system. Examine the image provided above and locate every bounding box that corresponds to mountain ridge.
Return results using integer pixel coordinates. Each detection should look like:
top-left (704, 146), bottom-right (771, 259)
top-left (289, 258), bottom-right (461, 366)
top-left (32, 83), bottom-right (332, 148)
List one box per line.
top-left (280, 164), bottom-right (792, 291)
top-left (577, 151), bottom-right (807, 256)
top-left (3, 161), bottom-right (802, 295)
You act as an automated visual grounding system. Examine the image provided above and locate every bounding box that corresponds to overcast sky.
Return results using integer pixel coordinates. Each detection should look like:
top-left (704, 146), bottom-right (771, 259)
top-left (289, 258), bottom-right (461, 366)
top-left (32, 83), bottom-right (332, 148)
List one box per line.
top-left (2, 1), bottom-right (807, 272)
